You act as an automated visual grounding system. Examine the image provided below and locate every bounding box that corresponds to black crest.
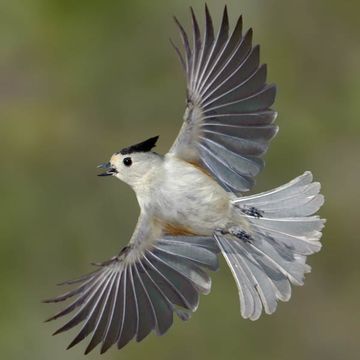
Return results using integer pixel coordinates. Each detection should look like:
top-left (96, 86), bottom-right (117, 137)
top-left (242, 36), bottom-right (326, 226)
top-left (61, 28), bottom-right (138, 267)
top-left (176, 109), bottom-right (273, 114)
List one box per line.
top-left (118, 136), bottom-right (159, 155)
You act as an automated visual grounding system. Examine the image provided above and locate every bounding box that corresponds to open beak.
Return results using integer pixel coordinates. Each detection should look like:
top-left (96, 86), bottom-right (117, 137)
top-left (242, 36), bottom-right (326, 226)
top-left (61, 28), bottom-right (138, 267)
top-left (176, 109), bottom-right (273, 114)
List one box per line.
top-left (97, 162), bottom-right (118, 177)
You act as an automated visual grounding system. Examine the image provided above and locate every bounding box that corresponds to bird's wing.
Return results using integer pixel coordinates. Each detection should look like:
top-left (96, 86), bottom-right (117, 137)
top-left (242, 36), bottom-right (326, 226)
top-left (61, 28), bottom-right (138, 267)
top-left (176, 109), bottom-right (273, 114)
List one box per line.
top-left (45, 213), bottom-right (219, 354)
top-left (169, 6), bottom-right (278, 193)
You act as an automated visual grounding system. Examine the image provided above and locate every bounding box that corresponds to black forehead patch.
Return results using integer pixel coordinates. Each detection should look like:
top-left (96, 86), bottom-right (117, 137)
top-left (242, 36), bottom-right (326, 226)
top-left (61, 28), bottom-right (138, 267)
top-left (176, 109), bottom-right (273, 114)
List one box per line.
top-left (118, 136), bottom-right (159, 155)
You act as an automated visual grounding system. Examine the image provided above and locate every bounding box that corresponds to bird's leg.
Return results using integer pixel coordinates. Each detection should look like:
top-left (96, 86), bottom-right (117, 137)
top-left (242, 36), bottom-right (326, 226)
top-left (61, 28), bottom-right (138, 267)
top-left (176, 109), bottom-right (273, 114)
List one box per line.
top-left (234, 204), bottom-right (264, 218)
top-left (215, 226), bottom-right (253, 244)
top-left (229, 227), bottom-right (253, 243)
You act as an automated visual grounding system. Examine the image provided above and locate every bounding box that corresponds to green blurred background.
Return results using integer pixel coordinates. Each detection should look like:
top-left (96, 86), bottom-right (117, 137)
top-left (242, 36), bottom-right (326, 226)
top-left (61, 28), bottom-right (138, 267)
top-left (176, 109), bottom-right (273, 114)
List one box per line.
top-left (1, 0), bottom-right (359, 359)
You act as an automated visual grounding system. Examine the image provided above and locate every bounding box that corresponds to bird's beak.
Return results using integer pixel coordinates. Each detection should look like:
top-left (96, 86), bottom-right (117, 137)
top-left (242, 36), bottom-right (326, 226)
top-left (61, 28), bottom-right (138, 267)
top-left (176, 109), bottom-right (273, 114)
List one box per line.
top-left (97, 162), bottom-right (118, 177)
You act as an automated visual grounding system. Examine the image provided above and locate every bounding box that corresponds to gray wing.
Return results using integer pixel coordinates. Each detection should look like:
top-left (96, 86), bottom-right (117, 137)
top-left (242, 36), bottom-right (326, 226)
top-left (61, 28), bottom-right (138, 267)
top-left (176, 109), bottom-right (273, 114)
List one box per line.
top-left (44, 214), bottom-right (219, 354)
top-left (169, 5), bottom-right (278, 193)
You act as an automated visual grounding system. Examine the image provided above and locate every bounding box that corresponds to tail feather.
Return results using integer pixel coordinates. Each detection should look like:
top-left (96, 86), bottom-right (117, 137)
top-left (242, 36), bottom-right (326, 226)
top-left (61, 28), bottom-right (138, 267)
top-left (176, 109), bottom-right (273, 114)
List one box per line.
top-left (216, 171), bottom-right (325, 320)
top-left (238, 171), bottom-right (318, 202)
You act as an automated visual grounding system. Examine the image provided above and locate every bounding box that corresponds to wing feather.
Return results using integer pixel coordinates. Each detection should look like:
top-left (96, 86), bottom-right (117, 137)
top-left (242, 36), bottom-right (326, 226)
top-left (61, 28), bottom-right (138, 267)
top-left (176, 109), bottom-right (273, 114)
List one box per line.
top-left (145, 252), bottom-right (199, 311)
top-left (100, 271), bottom-right (125, 353)
top-left (131, 265), bottom-right (156, 342)
top-left (68, 272), bottom-right (117, 351)
top-left (45, 216), bottom-right (219, 353)
top-left (136, 260), bottom-right (174, 335)
top-left (117, 267), bottom-right (138, 349)
top-left (170, 6), bottom-right (278, 193)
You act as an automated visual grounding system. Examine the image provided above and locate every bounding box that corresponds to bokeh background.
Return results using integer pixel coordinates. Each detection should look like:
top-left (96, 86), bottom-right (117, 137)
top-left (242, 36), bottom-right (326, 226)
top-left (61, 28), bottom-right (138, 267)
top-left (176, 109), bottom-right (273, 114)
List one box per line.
top-left (1, 0), bottom-right (359, 359)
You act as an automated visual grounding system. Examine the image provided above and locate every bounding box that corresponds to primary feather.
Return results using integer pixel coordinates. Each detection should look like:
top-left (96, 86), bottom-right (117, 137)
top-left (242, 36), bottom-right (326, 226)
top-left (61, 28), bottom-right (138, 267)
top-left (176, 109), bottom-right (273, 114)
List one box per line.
top-left (170, 5), bottom-right (278, 193)
top-left (45, 235), bottom-right (219, 353)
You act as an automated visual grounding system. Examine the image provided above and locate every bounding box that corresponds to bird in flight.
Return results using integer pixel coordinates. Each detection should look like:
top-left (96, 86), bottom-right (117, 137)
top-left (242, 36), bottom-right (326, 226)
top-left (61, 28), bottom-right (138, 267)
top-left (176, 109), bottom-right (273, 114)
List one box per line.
top-left (45, 5), bottom-right (325, 354)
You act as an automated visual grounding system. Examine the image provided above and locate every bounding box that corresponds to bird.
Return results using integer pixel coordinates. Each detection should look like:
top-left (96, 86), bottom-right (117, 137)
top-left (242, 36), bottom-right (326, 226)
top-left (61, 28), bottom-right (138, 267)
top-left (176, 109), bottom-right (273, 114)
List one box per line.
top-left (44, 5), bottom-right (325, 354)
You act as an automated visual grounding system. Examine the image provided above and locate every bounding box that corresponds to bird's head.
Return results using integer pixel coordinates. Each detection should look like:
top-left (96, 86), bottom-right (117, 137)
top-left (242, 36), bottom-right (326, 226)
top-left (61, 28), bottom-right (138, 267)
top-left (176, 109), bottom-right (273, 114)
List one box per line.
top-left (97, 136), bottom-right (161, 188)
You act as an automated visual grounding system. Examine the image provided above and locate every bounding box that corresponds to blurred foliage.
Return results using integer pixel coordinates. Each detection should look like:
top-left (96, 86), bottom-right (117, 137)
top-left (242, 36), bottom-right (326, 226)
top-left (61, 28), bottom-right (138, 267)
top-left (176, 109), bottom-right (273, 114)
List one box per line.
top-left (0, 0), bottom-right (359, 359)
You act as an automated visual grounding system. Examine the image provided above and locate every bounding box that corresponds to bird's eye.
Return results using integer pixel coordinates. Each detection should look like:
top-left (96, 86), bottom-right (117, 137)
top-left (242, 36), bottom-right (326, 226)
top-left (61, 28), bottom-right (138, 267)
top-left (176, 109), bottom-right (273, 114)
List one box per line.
top-left (123, 157), bottom-right (132, 167)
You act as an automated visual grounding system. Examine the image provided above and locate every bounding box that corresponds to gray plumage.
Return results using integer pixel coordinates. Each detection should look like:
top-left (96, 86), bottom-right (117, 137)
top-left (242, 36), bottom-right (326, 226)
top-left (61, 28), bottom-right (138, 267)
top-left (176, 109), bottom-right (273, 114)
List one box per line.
top-left (45, 5), bottom-right (325, 354)
top-left (170, 6), bottom-right (277, 193)
top-left (45, 237), bottom-right (218, 354)
top-left (217, 171), bottom-right (324, 320)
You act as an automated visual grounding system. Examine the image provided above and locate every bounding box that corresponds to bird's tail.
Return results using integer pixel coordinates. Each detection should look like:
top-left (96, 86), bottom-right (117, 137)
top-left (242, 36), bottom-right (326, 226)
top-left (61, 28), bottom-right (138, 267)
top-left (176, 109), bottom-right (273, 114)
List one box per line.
top-left (214, 171), bottom-right (325, 320)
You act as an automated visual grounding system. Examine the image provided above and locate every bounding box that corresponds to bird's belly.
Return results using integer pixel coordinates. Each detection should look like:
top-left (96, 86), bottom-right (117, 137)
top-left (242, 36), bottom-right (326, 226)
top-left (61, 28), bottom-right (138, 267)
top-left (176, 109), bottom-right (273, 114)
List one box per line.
top-left (160, 200), bottom-right (228, 235)
top-left (153, 170), bottom-right (231, 235)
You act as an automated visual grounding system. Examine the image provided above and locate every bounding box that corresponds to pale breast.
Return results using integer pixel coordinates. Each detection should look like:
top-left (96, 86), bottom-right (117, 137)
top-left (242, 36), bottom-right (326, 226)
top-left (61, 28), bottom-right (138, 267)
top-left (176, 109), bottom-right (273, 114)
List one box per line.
top-left (151, 155), bottom-right (232, 234)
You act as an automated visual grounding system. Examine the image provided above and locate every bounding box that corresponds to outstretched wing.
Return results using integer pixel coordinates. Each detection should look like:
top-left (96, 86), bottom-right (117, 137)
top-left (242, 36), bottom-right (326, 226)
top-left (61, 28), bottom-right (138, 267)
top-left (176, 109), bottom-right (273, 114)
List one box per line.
top-left (44, 214), bottom-right (219, 354)
top-left (169, 6), bottom-right (278, 193)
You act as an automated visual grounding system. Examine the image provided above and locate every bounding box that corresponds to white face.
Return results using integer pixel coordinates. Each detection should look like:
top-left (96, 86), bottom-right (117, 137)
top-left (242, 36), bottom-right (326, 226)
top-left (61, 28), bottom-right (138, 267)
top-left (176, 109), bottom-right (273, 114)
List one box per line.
top-left (107, 151), bottom-right (161, 188)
